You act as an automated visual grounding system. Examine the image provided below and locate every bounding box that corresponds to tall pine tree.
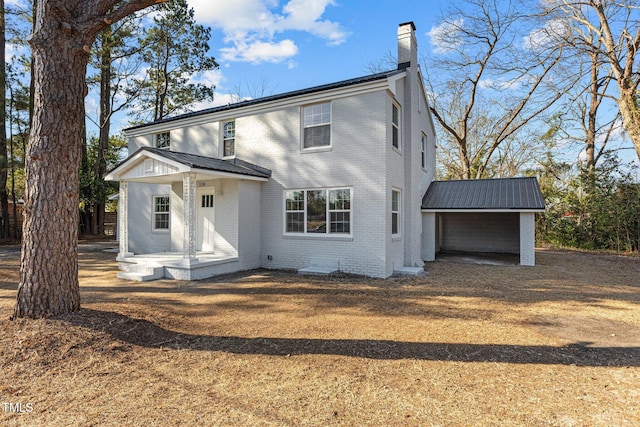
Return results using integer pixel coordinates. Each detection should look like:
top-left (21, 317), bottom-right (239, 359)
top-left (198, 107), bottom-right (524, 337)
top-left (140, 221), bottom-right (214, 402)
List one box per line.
top-left (130, 0), bottom-right (218, 122)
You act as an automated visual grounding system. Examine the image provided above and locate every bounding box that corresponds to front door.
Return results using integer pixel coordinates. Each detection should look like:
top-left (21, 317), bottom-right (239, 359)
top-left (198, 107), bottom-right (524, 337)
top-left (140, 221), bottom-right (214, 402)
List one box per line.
top-left (197, 191), bottom-right (215, 252)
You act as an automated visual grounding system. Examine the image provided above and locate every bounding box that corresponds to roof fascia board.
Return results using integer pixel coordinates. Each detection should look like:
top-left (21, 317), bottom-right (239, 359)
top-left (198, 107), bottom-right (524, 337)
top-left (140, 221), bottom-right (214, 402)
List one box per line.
top-left (191, 168), bottom-right (270, 182)
top-left (386, 72), bottom-right (405, 98)
top-left (125, 77), bottom-right (400, 137)
top-left (421, 208), bottom-right (545, 213)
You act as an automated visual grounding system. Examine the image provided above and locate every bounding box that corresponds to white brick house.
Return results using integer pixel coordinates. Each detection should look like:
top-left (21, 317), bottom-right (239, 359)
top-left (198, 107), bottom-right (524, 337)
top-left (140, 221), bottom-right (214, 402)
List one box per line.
top-left (106, 22), bottom-right (543, 281)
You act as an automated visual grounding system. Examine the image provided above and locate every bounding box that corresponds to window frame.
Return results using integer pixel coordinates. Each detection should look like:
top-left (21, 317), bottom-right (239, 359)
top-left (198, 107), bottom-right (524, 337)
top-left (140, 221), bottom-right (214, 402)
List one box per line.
top-left (155, 131), bottom-right (170, 150)
top-left (222, 120), bottom-right (236, 158)
top-left (284, 187), bottom-right (352, 236)
top-left (421, 132), bottom-right (427, 170)
top-left (391, 188), bottom-right (401, 238)
top-left (392, 102), bottom-right (401, 151)
top-left (302, 102), bottom-right (332, 151)
top-left (152, 194), bottom-right (170, 232)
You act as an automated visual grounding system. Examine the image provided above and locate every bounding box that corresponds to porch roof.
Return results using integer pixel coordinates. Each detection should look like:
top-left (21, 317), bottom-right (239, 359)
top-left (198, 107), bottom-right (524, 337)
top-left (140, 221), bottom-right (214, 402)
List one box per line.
top-left (105, 147), bottom-right (272, 182)
top-left (421, 177), bottom-right (545, 212)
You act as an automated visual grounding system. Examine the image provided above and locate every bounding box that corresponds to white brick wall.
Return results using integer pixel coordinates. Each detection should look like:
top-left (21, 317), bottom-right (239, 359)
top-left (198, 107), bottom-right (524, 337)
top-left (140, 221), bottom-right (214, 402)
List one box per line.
top-left (123, 64), bottom-right (434, 278)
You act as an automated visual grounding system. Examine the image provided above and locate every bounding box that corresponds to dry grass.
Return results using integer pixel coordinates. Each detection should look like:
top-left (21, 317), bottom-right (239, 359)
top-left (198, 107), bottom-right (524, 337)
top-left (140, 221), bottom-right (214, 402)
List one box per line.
top-left (1, 242), bottom-right (639, 426)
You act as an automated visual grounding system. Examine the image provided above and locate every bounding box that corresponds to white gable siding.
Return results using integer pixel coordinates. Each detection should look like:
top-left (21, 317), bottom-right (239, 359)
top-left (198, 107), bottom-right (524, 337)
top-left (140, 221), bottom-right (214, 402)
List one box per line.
top-left (120, 158), bottom-right (180, 180)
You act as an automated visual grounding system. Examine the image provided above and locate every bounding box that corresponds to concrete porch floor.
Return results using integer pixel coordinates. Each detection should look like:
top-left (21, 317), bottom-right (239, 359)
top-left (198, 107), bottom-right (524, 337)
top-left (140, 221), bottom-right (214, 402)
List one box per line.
top-left (117, 252), bottom-right (240, 281)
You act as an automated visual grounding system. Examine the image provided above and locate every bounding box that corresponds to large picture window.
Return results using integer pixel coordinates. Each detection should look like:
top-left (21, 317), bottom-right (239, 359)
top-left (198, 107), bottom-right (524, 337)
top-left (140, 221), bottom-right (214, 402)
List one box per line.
top-left (285, 188), bottom-right (351, 235)
top-left (303, 102), bottom-right (331, 149)
top-left (153, 195), bottom-right (170, 230)
top-left (223, 120), bottom-right (235, 157)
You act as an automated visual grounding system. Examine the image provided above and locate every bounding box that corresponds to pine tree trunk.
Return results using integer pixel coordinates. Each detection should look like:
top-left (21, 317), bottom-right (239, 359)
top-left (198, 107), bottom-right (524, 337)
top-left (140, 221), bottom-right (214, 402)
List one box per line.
top-left (12, 0), bottom-right (167, 319)
top-left (0, 0), bottom-right (9, 239)
top-left (13, 6), bottom-right (89, 318)
top-left (95, 32), bottom-right (112, 236)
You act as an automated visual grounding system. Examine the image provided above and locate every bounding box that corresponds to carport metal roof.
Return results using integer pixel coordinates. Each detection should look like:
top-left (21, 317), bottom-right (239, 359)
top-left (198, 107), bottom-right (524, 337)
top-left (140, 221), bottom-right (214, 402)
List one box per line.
top-left (421, 177), bottom-right (545, 212)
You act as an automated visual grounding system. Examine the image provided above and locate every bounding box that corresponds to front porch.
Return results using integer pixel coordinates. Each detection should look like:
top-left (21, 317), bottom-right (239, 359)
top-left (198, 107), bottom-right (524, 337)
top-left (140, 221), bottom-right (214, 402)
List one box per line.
top-left (105, 147), bottom-right (271, 282)
top-left (117, 252), bottom-right (240, 281)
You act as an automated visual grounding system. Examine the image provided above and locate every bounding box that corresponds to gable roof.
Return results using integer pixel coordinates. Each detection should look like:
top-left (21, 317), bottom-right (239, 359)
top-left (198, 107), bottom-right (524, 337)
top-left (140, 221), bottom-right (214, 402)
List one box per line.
top-left (125, 69), bottom-right (405, 131)
top-left (421, 177), bottom-right (545, 211)
top-left (145, 148), bottom-right (272, 179)
top-left (105, 147), bottom-right (271, 181)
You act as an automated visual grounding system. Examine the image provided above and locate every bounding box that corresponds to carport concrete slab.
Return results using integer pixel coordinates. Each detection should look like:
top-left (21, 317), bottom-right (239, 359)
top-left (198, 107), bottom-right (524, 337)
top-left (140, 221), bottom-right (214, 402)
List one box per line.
top-left (436, 251), bottom-right (519, 266)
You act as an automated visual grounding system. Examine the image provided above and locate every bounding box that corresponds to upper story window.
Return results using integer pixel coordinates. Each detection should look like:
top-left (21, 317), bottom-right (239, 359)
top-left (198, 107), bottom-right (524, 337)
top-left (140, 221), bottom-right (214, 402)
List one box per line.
top-left (421, 132), bottom-right (427, 169)
top-left (303, 102), bottom-right (331, 149)
top-left (156, 131), bottom-right (170, 149)
top-left (153, 195), bottom-right (170, 231)
top-left (285, 188), bottom-right (351, 235)
top-left (392, 103), bottom-right (400, 150)
top-left (223, 120), bottom-right (235, 157)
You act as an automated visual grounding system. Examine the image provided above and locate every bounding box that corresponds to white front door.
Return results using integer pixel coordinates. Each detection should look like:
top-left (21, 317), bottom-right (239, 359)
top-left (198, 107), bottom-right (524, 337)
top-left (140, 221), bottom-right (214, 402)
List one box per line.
top-left (197, 191), bottom-right (215, 252)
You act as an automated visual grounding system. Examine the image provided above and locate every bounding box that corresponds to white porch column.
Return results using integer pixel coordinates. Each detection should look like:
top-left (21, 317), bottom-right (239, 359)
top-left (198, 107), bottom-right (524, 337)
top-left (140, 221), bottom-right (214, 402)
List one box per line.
top-left (520, 212), bottom-right (536, 266)
top-left (182, 172), bottom-right (198, 263)
top-left (118, 181), bottom-right (133, 258)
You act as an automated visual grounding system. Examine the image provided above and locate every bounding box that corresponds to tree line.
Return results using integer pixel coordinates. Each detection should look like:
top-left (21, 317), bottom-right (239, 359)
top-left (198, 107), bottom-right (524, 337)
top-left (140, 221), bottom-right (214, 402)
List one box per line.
top-left (421, 0), bottom-right (639, 253)
top-left (0, 0), bottom-right (217, 240)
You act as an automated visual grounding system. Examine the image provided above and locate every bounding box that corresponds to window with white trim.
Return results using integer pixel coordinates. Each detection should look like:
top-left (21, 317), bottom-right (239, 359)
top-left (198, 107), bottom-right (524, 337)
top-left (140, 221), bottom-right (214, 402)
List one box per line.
top-left (153, 195), bottom-right (170, 230)
top-left (421, 132), bottom-right (427, 169)
top-left (222, 120), bottom-right (235, 157)
top-left (391, 189), bottom-right (400, 236)
top-left (156, 132), bottom-right (170, 149)
top-left (392, 103), bottom-right (400, 150)
top-left (303, 102), bottom-right (331, 149)
top-left (285, 188), bottom-right (351, 234)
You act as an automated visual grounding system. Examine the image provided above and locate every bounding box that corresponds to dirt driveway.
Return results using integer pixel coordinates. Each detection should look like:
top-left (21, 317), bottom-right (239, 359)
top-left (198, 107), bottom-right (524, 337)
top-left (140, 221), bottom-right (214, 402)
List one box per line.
top-left (1, 243), bottom-right (639, 426)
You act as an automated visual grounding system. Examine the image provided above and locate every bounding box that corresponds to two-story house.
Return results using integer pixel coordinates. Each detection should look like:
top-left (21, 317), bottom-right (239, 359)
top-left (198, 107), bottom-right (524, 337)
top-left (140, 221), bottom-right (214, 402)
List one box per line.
top-left (106, 22), bottom-right (544, 281)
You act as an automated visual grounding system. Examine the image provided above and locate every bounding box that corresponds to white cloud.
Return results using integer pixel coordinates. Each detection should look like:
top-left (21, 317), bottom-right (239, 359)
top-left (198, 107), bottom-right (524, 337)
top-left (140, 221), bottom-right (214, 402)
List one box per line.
top-left (188, 0), bottom-right (348, 64)
top-left (427, 18), bottom-right (464, 54)
top-left (192, 69), bottom-right (226, 88)
top-left (220, 39), bottom-right (298, 63)
top-left (479, 77), bottom-right (523, 91)
top-left (524, 19), bottom-right (567, 50)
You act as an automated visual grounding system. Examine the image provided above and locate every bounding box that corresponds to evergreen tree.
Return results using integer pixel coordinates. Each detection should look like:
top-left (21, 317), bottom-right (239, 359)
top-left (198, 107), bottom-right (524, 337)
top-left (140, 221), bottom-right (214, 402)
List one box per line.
top-left (130, 0), bottom-right (218, 122)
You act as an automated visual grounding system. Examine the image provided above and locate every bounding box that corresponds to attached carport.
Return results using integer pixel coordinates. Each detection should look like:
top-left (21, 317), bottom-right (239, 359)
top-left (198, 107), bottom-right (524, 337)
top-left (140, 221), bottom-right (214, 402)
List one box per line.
top-left (421, 177), bottom-right (545, 266)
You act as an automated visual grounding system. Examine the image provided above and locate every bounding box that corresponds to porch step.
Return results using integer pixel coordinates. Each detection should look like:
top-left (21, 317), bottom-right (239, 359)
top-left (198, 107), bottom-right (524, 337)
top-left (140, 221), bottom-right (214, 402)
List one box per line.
top-left (117, 264), bottom-right (164, 281)
top-left (299, 258), bottom-right (340, 276)
top-left (393, 266), bottom-right (425, 277)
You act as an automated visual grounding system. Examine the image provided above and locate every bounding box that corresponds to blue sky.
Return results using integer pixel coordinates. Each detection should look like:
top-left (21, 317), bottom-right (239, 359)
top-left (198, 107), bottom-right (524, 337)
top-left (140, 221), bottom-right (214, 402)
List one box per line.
top-left (185, 0), bottom-right (446, 108)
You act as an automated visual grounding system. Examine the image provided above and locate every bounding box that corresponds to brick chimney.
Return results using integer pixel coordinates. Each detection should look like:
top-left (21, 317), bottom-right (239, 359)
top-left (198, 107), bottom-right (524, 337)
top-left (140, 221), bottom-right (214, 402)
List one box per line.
top-left (397, 21), bottom-right (417, 69)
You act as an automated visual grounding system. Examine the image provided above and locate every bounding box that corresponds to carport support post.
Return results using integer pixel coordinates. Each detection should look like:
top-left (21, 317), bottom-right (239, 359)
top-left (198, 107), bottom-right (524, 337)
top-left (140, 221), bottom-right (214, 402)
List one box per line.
top-left (520, 212), bottom-right (536, 266)
top-left (182, 173), bottom-right (197, 264)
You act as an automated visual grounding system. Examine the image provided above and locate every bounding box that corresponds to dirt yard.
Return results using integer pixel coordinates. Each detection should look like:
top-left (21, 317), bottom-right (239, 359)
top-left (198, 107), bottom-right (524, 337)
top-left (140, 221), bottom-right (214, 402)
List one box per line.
top-left (1, 242), bottom-right (639, 426)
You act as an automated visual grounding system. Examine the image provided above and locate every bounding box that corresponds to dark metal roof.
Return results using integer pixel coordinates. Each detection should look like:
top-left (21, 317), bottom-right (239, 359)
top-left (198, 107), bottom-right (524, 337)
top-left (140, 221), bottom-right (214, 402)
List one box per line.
top-left (136, 147), bottom-right (272, 179)
top-left (421, 177), bottom-right (545, 210)
top-left (125, 69), bottom-right (405, 131)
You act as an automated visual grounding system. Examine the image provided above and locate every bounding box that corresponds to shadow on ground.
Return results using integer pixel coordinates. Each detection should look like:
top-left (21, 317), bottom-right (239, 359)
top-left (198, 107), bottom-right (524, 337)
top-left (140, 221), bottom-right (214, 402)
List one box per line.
top-left (54, 308), bottom-right (640, 367)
